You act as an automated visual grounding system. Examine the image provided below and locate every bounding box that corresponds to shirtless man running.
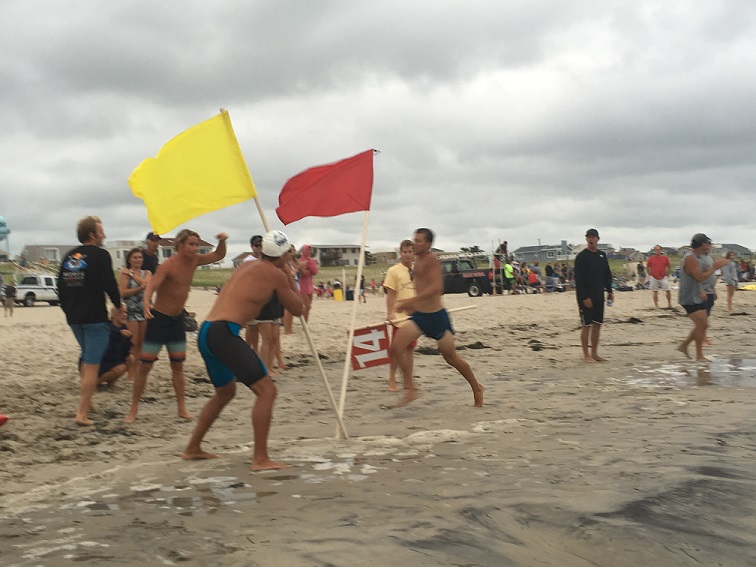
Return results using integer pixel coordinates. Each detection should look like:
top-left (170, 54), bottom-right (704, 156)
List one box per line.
top-left (125, 229), bottom-right (227, 423)
top-left (182, 230), bottom-right (304, 470)
top-left (392, 228), bottom-right (484, 408)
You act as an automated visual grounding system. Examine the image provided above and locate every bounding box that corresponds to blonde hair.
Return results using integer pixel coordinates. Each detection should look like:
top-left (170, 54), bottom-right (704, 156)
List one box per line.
top-left (76, 216), bottom-right (102, 243)
top-left (175, 229), bottom-right (200, 249)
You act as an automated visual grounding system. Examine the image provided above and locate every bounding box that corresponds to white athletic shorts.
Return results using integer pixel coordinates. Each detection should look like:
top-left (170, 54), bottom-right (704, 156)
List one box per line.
top-left (648, 276), bottom-right (670, 291)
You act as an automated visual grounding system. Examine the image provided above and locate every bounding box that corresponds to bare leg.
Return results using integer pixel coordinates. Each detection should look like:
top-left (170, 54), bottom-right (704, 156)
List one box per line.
top-left (283, 310), bottom-right (293, 334)
top-left (125, 360), bottom-right (153, 423)
top-left (272, 323), bottom-right (286, 369)
top-left (75, 363), bottom-right (99, 426)
top-left (258, 323), bottom-right (277, 376)
top-left (245, 323), bottom-right (259, 350)
top-left (726, 285), bottom-right (734, 312)
top-left (580, 325), bottom-right (597, 363)
top-left (590, 323), bottom-right (605, 361)
top-left (652, 291), bottom-right (659, 308)
top-left (250, 377), bottom-right (290, 470)
top-left (438, 332), bottom-right (484, 406)
top-left (302, 294), bottom-right (313, 322)
top-left (98, 362), bottom-right (128, 386)
top-left (665, 290), bottom-right (672, 309)
top-left (183, 382), bottom-right (236, 460)
top-left (679, 310), bottom-right (708, 361)
top-left (391, 322), bottom-right (423, 406)
top-left (170, 360), bottom-right (193, 420)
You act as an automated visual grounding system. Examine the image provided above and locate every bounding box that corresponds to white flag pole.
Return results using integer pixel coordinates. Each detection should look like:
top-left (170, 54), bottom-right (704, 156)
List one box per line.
top-left (335, 209), bottom-right (370, 438)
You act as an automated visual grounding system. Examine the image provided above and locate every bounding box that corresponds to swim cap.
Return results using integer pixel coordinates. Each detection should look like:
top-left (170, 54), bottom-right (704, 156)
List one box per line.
top-left (261, 230), bottom-right (290, 258)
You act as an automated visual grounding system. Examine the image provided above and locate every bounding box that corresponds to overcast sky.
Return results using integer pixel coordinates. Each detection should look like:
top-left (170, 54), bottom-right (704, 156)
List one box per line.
top-left (2, 0), bottom-right (755, 263)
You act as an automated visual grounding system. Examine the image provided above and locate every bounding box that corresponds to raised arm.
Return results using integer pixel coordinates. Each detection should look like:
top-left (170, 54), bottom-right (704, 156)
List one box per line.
top-left (197, 233), bottom-right (229, 266)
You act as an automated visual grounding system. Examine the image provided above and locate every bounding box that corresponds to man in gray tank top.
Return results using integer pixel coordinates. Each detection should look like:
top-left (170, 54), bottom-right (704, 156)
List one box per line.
top-left (676, 233), bottom-right (728, 361)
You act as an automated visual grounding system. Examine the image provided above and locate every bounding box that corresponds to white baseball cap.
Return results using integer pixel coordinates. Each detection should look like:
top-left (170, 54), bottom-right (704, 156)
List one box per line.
top-left (261, 230), bottom-right (290, 258)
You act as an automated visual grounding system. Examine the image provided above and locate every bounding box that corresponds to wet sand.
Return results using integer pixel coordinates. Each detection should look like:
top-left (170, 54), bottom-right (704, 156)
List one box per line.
top-left (1, 287), bottom-right (755, 566)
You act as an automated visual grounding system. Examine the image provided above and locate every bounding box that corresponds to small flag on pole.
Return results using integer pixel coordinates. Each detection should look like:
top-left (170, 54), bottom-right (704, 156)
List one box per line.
top-left (350, 323), bottom-right (390, 370)
top-left (129, 110), bottom-right (257, 234)
top-left (276, 149), bottom-right (374, 225)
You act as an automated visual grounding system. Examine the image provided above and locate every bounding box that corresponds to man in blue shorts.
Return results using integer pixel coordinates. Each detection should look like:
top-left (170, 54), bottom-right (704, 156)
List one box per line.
top-left (182, 230), bottom-right (304, 471)
top-left (392, 228), bottom-right (484, 408)
top-left (58, 215), bottom-right (124, 425)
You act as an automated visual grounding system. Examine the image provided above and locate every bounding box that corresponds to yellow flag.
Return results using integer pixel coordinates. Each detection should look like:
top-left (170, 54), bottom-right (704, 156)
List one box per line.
top-left (129, 110), bottom-right (257, 234)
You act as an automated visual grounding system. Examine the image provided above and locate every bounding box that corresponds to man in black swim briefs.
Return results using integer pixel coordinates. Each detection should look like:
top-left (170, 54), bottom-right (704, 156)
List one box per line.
top-left (182, 230), bottom-right (304, 471)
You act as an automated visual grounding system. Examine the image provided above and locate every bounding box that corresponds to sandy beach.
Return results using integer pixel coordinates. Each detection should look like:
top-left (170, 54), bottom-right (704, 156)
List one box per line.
top-left (1, 286), bottom-right (755, 566)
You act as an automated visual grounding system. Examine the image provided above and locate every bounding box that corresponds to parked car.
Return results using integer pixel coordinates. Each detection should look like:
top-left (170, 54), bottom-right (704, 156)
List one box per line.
top-left (15, 273), bottom-right (59, 306)
top-left (441, 257), bottom-right (498, 297)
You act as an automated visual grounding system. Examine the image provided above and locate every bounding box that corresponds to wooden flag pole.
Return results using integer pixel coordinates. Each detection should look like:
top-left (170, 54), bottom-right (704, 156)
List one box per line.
top-left (335, 209), bottom-right (370, 438)
top-left (249, 177), bottom-right (348, 438)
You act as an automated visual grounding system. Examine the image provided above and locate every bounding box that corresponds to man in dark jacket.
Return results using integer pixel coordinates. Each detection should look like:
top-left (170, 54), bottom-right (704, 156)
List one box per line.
top-left (59, 215), bottom-right (123, 425)
top-left (574, 228), bottom-right (613, 363)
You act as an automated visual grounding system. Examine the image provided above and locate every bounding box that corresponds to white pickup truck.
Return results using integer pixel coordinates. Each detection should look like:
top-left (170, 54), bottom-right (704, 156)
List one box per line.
top-left (15, 273), bottom-right (59, 307)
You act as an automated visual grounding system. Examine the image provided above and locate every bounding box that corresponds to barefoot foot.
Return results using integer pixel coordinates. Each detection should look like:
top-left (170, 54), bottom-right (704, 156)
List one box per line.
top-left (74, 416), bottom-right (94, 426)
top-left (591, 355), bottom-right (607, 362)
top-left (251, 459), bottom-right (292, 471)
top-left (124, 412), bottom-right (137, 424)
top-left (473, 383), bottom-right (484, 407)
top-left (396, 388), bottom-right (419, 407)
top-left (583, 356), bottom-right (599, 363)
top-left (182, 449), bottom-right (219, 460)
top-left (676, 344), bottom-right (690, 359)
top-left (178, 410), bottom-right (194, 421)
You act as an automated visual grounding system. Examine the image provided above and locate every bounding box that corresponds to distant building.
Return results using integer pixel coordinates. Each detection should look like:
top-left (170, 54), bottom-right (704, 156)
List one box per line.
top-left (513, 240), bottom-right (574, 264)
top-left (372, 251), bottom-right (399, 265)
top-left (720, 243), bottom-right (752, 259)
top-left (232, 251), bottom-right (254, 268)
top-left (616, 248), bottom-right (645, 261)
top-left (305, 245), bottom-right (363, 267)
top-left (19, 244), bottom-right (78, 266)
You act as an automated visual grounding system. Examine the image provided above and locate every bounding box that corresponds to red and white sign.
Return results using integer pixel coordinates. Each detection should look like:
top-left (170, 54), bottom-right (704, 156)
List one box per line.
top-left (350, 324), bottom-right (390, 369)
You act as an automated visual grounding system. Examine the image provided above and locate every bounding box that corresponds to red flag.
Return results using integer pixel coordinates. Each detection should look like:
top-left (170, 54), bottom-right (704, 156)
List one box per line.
top-left (350, 323), bottom-right (391, 370)
top-left (276, 149), bottom-right (374, 225)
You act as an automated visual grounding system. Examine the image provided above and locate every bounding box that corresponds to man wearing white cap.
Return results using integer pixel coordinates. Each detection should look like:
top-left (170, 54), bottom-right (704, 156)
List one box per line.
top-left (183, 230), bottom-right (304, 471)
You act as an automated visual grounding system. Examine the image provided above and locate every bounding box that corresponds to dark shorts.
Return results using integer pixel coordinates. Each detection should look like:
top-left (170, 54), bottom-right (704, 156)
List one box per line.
top-left (410, 309), bottom-right (454, 340)
top-left (198, 321), bottom-right (268, 388)
top-left (578, 300), bottom-right (604, 326)
top-left (258, 296), bottom-right (284, 322)
top-left (142, 310), bottom-right (186, 362)
top-left (705, 293), bottom-right (715, 316)
top-left (682, 303), bottom-right (707, 315)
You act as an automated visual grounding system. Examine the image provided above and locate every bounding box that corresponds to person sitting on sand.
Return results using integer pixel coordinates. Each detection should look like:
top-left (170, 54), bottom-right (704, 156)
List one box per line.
top-left (82, 308), bottom-right (134, 387)
top-left (182, 230), bottom-right (304, 471)
top-left (392, 228), bottom-right (484, 408)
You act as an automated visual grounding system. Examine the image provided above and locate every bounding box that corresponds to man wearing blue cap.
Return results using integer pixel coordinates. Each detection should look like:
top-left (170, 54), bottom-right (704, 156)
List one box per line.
top-left (142, 232), bottom-right (161, 274)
